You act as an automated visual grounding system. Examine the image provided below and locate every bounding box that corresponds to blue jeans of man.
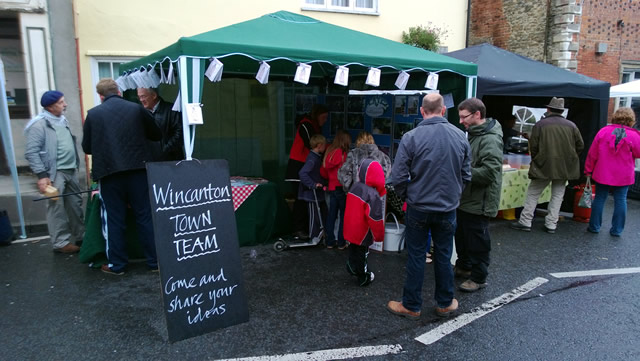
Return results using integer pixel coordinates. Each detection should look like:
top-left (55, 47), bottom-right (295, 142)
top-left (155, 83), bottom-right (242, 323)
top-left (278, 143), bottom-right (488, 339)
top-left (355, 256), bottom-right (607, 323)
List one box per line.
top-left (588, 182), bottom-right (629, 236)
top-left (326, 187), bottom-right (346, 247)
top-left (402, 206), bottom-right (456, 311)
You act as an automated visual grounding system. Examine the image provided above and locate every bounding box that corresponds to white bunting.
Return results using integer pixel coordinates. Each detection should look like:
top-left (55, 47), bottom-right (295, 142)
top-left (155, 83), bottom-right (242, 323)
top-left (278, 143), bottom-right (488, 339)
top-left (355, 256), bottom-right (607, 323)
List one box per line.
top-left (186, 103), bottom-right (203, 125)
top-left (425, 72), bottom-right (439, 90)
top-left (115, 76), bottom-right (127, 92)
top-left (366, 67), bottom-right (381, 87)
top-left (167, 62), bottom-right (175, 85)
top-left (255, 62), bottom-right (271, 84)
top-left (159, 63), bottom-right (166, 84)
top-left (334, 65), bottom-right (349, 86)
top-left (148, 67), bottom-right (161, 88)
top-left (172, 92), bottom-right (181, 112)
top-left (395, 71), bottom-right (410, 90)
top-left (294, 63), bottom-right (312, 85)
top-left (205, 58), bottom-right (224, 82)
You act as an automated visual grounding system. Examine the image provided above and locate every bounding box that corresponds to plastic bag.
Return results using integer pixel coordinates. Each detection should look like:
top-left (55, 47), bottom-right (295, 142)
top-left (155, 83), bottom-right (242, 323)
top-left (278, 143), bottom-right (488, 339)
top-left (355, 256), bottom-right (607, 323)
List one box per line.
top-left (578, 178), bottom-right (592, 209)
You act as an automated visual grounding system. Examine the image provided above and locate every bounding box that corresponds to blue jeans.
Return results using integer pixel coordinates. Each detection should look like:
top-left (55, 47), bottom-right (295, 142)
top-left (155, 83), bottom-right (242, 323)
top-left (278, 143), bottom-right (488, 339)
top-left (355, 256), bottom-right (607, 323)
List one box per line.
top-left (588, 182), bottom-right (629, 236)
top-left (402, 206), bottom-right (456, 311)
top-left (326, 187), bottom-right (346, 247)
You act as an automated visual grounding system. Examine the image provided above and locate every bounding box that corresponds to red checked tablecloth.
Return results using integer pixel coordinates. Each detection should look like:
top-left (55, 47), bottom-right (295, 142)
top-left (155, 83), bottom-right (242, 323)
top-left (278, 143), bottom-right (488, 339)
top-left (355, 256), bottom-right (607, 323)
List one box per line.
top-left (231, 184), bottom-right (259, 211)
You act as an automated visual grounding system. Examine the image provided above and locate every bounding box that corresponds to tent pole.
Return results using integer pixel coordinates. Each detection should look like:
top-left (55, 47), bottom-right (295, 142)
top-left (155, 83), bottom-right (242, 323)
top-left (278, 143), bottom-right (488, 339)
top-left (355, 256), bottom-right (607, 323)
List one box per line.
top-left (178, 57), bottom-right (192, 161)
top-left (0, 59), bottom-right (27, 239)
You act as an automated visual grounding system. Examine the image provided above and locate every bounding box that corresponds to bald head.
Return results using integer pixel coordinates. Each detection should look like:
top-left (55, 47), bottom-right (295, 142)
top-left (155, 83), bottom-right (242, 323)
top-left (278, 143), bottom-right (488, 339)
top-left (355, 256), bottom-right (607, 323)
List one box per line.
top-left (421, 93), bottom-right (445, 118)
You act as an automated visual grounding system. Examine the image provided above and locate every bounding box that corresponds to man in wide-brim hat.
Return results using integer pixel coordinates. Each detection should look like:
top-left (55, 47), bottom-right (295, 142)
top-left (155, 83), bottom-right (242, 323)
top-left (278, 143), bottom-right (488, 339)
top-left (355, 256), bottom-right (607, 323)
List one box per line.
top-left (511, 97), bottom-right (584, 234)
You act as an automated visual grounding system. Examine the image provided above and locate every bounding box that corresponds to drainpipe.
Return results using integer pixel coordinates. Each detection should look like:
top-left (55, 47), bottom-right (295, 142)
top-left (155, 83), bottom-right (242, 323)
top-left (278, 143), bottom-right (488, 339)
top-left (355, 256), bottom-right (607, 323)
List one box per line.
top-left (71, 0), bottom-right (90, 187)
top-left (465, 0), bottom-right (471, 47)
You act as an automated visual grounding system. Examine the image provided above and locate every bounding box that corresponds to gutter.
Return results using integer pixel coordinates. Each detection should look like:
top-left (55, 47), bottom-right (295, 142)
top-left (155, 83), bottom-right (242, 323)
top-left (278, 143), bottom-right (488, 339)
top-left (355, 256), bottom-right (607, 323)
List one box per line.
top-left (465, 0), bottom-right (471, 47)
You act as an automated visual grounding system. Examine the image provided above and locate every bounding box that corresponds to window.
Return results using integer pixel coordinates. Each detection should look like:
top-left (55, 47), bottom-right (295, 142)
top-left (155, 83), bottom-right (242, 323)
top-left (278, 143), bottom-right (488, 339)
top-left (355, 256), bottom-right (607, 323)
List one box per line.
top-left (302, 0), bottom-right (379, 15)
top-left (90, 57), bottom-right (138, 106)
top-left (617, 65), bottom-right (640, 123)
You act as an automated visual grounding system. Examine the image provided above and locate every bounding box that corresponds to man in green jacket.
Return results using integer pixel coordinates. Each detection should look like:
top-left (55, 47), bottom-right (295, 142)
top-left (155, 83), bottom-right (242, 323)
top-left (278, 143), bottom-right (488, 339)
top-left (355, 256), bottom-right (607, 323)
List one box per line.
top-left (454, 98), bottom-right (503, 292)
top-left (511, 97), bottom-right (584, 233)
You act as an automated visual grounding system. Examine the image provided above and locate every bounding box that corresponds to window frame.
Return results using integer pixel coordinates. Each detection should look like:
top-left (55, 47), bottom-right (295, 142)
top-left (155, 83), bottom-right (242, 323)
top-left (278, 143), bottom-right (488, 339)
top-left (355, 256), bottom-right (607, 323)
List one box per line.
top-left (89, 56), bottom-right (138, 106)
top-left (301, 0), bottom-right (379, 15)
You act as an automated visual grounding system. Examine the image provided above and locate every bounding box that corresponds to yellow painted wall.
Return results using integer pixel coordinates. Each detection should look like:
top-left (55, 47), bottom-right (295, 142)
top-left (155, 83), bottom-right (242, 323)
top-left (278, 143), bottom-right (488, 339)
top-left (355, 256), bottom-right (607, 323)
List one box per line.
top-left (74, 0), bottom-right (469, 111)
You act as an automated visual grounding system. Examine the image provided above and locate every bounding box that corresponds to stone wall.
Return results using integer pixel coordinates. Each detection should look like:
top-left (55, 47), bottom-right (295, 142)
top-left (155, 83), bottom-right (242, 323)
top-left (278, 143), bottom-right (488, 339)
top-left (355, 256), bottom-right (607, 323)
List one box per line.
top-left (469, 0), bottom-right (548, 61)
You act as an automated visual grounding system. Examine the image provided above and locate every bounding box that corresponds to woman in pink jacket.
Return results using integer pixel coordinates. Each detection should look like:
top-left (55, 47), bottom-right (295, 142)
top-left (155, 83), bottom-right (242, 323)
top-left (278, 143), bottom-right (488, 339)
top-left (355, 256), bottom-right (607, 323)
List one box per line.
top-left (584, 108), bottom-right (640, 236)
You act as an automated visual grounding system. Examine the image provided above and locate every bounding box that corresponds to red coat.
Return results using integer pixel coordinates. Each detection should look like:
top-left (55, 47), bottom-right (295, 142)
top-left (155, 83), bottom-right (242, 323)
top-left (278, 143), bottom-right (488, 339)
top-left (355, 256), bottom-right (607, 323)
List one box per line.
top-left (344, 159), bottom-right (386, 246)
top-left (321, 148), bottom-right (347, 191)
top-left (289, 118), bottom-right (319, 163)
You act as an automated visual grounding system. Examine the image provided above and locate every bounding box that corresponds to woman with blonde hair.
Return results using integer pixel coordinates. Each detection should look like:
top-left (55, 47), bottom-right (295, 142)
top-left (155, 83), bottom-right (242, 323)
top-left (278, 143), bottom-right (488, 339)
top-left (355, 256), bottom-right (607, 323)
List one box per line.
top-left (584, 107), bottom-right (640, 236)
top-left (321, 130), bottom-right (352, 249)
top-left (338, 131), bottom-right (392, 192)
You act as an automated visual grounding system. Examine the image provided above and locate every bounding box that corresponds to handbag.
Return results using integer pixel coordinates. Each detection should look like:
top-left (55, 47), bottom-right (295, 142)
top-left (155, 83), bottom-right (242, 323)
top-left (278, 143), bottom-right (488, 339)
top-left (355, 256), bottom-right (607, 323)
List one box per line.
top-left (578, 178), bottom-right (592, 209)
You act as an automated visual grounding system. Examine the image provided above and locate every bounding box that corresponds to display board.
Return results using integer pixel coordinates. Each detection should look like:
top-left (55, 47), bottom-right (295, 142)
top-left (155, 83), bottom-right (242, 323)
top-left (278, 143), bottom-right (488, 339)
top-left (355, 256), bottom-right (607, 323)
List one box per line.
top-left (146, 159), bottom-right (249, 342)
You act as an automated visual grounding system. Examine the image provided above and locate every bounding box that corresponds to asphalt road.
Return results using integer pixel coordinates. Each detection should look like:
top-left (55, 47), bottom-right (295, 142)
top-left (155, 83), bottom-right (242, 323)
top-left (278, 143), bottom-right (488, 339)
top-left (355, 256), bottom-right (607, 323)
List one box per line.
top-left (2, 197), bottom-right (639, 360)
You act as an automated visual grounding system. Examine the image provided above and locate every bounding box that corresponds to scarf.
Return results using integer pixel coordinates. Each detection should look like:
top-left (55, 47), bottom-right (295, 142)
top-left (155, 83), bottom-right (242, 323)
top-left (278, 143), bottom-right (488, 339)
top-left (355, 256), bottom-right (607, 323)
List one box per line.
top-left (24, 110), bottom-right (68, 133)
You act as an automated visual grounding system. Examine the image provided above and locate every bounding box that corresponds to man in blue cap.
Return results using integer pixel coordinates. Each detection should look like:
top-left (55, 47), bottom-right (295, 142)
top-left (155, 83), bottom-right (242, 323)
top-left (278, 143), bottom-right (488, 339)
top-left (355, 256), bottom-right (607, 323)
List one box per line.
top-left (24, 90), bottom-right (84, 253)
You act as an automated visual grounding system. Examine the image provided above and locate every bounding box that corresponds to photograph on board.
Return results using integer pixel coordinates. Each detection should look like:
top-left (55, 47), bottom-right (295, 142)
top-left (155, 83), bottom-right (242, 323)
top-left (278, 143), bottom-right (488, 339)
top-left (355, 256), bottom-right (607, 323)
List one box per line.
top-left (372, 117), bottom-right (391, 135)
top-left (407, 96), bottom-right (419, 115)
top-left (331, 113), bottom-right (345, 135)
top-left (348, 96), bottom-right (364, 113)
top-left (394, 122), bottom-right (413, 139)
top-left (394, 96), bottom-right (406, 115)
top-left (347, 113), bottom-right (364, 129)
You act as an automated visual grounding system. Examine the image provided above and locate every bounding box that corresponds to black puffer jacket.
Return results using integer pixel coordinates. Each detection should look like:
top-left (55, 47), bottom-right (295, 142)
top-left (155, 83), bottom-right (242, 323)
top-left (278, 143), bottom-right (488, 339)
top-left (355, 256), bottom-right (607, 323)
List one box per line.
top-left (82, 95), bottom-right (161, 180)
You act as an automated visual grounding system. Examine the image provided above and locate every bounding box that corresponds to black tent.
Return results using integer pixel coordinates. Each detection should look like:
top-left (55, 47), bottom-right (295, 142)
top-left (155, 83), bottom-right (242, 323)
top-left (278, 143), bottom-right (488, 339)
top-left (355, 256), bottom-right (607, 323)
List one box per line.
top-left (446, 43), bottom-right (610, 163)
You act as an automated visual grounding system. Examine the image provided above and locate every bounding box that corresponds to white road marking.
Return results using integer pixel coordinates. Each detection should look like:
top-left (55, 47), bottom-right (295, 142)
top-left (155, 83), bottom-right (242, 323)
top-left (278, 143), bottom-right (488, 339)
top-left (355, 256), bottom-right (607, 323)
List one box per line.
top-left (11, 235), bottom-right (50, 244)
top-left (219, 344), bottom-right (403, 361)
top-left (549, 267), bottom-right (640, 278)
top-left (415, 277), bottom-right (549, 345)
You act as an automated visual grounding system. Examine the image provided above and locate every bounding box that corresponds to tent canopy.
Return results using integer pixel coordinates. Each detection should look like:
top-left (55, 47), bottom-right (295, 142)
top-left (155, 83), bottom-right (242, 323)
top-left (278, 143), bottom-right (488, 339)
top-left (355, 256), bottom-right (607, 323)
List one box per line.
top-left (610, 79), bottom-right (640, 98)
top-left (123, 11), bottom-right (477, 78)
top-left (446, 43), bottom-right (609, 100)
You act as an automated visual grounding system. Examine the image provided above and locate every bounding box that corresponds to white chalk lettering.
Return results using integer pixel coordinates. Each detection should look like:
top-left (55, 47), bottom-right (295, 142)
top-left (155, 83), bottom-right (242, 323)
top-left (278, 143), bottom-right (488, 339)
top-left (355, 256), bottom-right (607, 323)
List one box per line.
top-left (167, 292), bottom-right (204, 313)
top-left (187, 303), bottom-right (226, 324)
top-left (152, 182), bottom-right (231, 208)
top-left (169, 210), bottom-right (212, 233)
top-left (173, 233), bottom-right (220, 262)
top-left (163, 276), bottom-right (198, 295)
top-left (208, 285), bottom-right (238, 308)
top-left (199, 268), bottom-right (228, 287)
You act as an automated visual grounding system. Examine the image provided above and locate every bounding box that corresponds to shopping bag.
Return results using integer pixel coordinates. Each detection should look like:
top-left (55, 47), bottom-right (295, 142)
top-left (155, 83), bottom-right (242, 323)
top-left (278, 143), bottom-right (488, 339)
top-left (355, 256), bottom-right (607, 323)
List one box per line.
top-left (578, 178), bottom-right (592, 208)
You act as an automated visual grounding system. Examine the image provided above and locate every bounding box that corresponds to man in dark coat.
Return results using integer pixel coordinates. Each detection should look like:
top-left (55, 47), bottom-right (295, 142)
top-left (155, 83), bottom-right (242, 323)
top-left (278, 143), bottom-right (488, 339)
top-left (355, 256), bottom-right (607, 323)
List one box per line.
top-left (511, 97), bottom-right (584, 233)
top-left (82, 78), bottom-right (162, 275)
top-left (137, 87), bottom-right (184, 161)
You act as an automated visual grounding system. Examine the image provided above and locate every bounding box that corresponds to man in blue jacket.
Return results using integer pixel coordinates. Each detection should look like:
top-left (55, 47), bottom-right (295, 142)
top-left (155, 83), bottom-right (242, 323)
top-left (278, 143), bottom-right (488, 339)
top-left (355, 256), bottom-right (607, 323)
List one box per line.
top-left (82, 79), bottom-right (161, 275)
top-left (387, 93), bottom-right (471, 319)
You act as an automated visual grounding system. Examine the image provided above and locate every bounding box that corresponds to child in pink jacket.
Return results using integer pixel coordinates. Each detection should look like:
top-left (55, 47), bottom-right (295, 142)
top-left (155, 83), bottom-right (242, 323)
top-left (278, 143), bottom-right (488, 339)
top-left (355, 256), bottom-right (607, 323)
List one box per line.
top-left (584, 108), bottom-right (640, 236)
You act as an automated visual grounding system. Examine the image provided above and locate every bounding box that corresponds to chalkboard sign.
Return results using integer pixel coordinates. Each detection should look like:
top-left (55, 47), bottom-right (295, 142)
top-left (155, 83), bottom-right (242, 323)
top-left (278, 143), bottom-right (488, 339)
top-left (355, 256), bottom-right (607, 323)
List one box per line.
top-left (146, 159), bottom-right (249, 342)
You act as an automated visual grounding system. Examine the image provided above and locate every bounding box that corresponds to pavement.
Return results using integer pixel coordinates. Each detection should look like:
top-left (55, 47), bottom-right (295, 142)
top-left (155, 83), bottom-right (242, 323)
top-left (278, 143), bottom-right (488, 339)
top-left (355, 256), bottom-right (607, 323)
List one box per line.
top-left (2, 197), bottom-right (640, 360)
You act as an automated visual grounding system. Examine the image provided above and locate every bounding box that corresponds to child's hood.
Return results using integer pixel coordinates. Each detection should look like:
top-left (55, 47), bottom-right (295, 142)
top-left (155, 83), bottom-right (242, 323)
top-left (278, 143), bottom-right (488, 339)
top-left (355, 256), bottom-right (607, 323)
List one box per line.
top-left (357, 159), bottom-right (386, 196)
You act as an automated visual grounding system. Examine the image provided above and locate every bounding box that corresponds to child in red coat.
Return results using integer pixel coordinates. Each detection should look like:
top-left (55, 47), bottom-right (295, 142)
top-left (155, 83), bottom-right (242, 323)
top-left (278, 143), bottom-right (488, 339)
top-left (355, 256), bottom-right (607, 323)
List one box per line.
top-left (344, 158), bottom-right (386, 286)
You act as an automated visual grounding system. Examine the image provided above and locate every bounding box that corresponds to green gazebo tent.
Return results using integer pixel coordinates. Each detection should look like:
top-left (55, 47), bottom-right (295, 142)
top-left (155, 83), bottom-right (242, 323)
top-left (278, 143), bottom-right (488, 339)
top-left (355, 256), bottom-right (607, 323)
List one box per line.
top-left (120, 11), bottom-right (477, 162)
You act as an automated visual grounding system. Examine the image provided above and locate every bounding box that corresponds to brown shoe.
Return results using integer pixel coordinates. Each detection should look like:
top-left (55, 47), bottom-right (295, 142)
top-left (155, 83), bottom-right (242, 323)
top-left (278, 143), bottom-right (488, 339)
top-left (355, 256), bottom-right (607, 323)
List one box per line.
top-left (435, 298), bottom-right (459, 318)
top-left (386, 300), bottom-right (421, 320)
top-left (53, 243), bottom-right (80, 254)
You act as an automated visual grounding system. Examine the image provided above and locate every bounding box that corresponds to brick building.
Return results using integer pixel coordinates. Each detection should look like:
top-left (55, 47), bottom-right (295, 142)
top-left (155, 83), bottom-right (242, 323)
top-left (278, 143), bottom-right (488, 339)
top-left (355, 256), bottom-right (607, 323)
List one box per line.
top-left (468, 0), bottom-right (640, 116)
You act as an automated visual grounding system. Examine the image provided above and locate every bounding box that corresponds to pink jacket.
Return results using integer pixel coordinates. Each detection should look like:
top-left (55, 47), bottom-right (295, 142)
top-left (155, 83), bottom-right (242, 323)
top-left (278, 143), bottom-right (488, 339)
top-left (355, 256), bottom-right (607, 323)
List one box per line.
top-left (584, 124), bottom-right (640, 186)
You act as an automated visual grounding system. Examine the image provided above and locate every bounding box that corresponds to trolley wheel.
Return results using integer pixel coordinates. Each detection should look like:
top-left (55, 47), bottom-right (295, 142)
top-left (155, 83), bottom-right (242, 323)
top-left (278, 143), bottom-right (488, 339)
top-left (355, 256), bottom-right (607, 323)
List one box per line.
top-left (273, 240), bottom-right (286, 252)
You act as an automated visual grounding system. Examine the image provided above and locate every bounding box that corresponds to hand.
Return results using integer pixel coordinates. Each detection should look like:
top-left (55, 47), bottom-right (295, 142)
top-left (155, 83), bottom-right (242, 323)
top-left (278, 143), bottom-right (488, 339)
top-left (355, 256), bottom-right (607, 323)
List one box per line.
top-left (37, 177), bottom-right (51, 194)
top-left (315, 183), bottom-right (323, 188)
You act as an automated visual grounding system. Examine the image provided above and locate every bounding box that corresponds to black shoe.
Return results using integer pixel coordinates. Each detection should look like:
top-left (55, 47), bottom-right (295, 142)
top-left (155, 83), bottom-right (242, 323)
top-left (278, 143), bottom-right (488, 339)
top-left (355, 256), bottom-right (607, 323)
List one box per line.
top-left (543, 226), bottom-right (556, 234)
top-left (510, 222), bottom-right (531, 232)
top-left (359, 272), bottom-right (375, 287)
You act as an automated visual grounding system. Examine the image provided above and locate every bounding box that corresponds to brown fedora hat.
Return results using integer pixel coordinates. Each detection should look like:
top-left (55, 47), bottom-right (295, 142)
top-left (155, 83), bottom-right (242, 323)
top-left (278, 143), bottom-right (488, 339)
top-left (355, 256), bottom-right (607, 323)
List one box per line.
top-left (545, 97), bottom-right (565, 111)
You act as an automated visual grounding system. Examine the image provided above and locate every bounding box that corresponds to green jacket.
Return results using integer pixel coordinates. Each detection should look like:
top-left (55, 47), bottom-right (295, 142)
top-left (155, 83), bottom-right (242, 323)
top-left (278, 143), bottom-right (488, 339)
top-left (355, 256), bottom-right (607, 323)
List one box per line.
top-left (459, 118), bottom-right (503, 217)
top-left (528, 114), bottom-right (584, 180)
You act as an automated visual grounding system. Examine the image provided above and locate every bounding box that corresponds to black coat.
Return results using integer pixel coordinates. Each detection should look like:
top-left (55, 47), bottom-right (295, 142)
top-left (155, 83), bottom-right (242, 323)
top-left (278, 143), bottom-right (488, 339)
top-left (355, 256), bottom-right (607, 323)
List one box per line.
top-left (82, 95), bottom-right (161, 181)
top-left (149, 99), bottom-right (184, 162)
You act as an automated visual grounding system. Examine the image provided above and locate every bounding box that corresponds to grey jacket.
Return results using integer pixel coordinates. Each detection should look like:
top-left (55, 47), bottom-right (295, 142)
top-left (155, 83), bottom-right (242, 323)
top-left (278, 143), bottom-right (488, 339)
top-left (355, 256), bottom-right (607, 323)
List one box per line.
top-left (24, 113), bottom-right (80, 180)
top-left (391, 116), bottom-right (471, 213)
top-left (337, 144), bottom-right (392, 192)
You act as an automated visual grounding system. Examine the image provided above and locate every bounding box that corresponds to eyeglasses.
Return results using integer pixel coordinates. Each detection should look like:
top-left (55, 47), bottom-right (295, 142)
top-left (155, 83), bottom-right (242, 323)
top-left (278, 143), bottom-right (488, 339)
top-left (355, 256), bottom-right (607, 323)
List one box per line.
top-left (459, 112), bottom-right (475, 120)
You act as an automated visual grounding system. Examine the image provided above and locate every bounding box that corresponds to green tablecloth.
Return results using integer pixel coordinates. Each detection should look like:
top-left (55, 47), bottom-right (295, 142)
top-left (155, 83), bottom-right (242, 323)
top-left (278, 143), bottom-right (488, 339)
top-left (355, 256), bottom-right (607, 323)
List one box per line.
top-left (79, 182), bottom-right (290, 267)
top-left (499, 169), bottom-right (552, 210)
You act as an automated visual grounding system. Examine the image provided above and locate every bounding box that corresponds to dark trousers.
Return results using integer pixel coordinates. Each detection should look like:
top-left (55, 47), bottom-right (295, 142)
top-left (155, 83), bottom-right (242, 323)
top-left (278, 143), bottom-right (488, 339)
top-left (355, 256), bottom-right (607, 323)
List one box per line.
top-left (347, 242), bottom-right (372, 285)
top-left (287, 180), bottom-right (309, 234)
top-left (454, 209), bottom-right (491, 284)
top-left (99, 170), bottom-right (157, 272)
top-left (307, 201), bottom-right (327, 240)
top-left (326, 187), bottom-right (346, 247)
